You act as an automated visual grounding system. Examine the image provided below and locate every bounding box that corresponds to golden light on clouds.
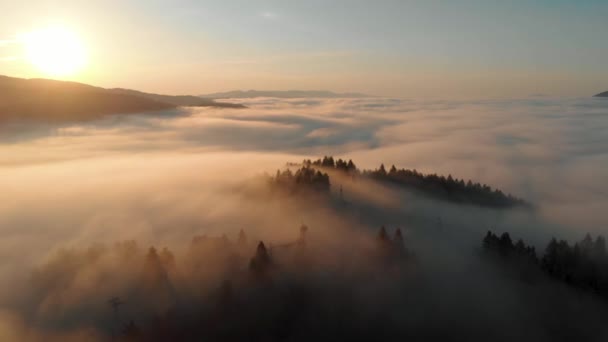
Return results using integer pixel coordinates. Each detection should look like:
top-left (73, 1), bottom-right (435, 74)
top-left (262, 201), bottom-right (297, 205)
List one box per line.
top-left (21, 26), bottom-right (87, 77)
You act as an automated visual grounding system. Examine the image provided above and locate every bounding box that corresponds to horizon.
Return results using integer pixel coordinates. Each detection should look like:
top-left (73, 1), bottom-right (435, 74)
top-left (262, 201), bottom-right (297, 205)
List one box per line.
top-left (1, 73), bottom-right (606, 100)
top-left (1, 1), bottom-right (607, 98)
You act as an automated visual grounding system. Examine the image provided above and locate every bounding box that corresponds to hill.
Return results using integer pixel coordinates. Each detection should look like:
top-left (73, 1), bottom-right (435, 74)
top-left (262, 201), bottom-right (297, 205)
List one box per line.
top-left (0, 75), bottom-right (243, 123)
top-left (200, 89), bottom-right (369, 99)
top-left (293, 156), bottom-right (529, 209)
top-left (594, 91), bottom-right (608, 97)
top-left (109, 88), bottom-right (246, 108)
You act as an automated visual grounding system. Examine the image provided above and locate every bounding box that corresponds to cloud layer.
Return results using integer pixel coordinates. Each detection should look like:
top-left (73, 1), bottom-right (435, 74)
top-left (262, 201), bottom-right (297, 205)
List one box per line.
top-left (0, 96), bottom-right (607, 339)
top-left (3, 96), bottom-right (606, 231)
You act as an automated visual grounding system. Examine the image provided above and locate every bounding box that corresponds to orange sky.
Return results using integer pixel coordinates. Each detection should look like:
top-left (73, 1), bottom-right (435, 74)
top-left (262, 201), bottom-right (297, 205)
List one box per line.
top-left (1, 1), bottom-right (607, 98)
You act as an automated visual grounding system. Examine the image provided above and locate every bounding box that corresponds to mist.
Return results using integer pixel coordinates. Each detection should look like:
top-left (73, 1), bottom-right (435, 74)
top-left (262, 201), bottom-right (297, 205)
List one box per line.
top-left (1, 96), bottom-right (607, 340)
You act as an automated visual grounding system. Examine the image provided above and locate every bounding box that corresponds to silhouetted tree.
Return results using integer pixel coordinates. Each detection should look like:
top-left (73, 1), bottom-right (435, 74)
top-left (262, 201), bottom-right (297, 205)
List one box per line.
top-left (393, 228), bottom-right (407, 257)
top-left (483, 231), bottom-right (498, 252)
top-left (298, 224), bottom-right (308, 247)
top-left (321, 156), bottom-right (335, 168)
top-left (593, 236), bottom-right (607, 260)
top-left (376, 225), bottom-right (392, 253)
top-left (140, 246), bottom-right (175, 312)
top-left (249, 241), bottom-right (272, 278)
top-left (515, 239), bottom-right (526, 254)
top-left (581, 233), bottom-right (594, 256)
top-left (335, 158), bottom-right (348, 171)
top-left (377, 164), bottom-right (387, 177)
top-left (482, 231), bottom-right (537, 265)
top-left (499, 232), bottom-right (514, 256)
top-left (143, 247), bottom-right (168, 284)
top-left (346, 159), bottom-right (356, 173)
top-left (542, 238), bottom-right (559, 275)
top-left (377, 226), bottom-right (388, 242)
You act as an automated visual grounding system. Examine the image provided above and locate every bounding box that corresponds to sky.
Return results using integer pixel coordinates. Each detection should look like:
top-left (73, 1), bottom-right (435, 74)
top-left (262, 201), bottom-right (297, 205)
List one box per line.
top-left (0, 0), bottom-right (607, 98)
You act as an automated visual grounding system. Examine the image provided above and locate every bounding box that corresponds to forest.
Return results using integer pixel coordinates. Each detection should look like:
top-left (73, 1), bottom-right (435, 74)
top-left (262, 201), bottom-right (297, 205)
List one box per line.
top-left (20, 221), bottom-right (608, 341)
top-left (482, 231), bottom-right (608, 299)
top-left (6, 156), bottom-right (607, 341)
top-left (288, 156), bottom-right (528, 208)
top-left (268, 166), bottom-right (331, 194)
top-left (25, 225), bottom-right (417, 341)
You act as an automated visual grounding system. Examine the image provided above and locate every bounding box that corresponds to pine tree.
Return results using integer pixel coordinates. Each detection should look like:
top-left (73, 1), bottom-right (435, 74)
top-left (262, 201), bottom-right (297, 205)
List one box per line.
top-left (393, 228), bottom-right (406, 257)
top-left (298, 224), bottom-right (308, 247)
top-left (378, 164), bottom-right (387, 177)
top-left (593, 236), bottom-right (607, 260)
top-left (499, 232), bottom-right (513, 256)
top-left (347, 159), bottom-right (356, 172)
top-left (515, 239), bottom-right (526, 255)
top-left (143, 247), bottom-right (166, 284)
top-left (249, 241), bottom-right (272, 277)
top-left (482, 231), bottom-right (495, 252)
top-left (378, 226), bottom-right (388, 242)
top-left (542, 238), bottom-right (559, 274)
top-left (581, 233), bottom-right (594, 256)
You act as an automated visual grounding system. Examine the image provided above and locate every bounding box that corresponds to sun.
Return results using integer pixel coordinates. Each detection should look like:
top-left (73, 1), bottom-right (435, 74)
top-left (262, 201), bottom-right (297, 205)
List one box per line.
top-left (22, 27), bottom-right (87, 77)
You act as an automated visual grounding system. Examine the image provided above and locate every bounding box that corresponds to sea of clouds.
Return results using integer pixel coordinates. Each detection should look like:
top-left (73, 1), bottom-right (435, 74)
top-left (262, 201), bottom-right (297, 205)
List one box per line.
top-left (3, 95), bottom-right (607, 230)
top-left (0, 96), bottom-right (607, 340)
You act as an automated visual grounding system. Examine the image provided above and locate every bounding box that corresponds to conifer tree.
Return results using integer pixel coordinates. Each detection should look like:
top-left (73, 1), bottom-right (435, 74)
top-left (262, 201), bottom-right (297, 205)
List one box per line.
top-left (394, 228), bottom-right (406, 257)
top-left (249, 241), bottom-right (272, 277)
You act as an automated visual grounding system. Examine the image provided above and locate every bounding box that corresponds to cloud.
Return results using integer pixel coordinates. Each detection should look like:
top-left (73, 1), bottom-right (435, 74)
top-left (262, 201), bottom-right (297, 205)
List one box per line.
top-left (2, 97), bottom-right (607, 235)
top-left (1, 96), bottom-right (607, 339)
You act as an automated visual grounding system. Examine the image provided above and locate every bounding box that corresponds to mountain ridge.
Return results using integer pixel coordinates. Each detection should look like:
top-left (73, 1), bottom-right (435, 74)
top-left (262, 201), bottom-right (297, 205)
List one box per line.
top-left (0, 75), bottom-right (244, 123)
top-left (200, 89), bottom-right (370, 99)
top-left (109, 88), bottom-right (245, 108)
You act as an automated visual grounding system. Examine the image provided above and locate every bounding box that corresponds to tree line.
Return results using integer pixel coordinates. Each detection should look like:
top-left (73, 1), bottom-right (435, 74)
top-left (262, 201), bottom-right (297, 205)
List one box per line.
top-left (269, 166), bottom-right (331, 193)
top-left (102, 224), bottom-right (414, 340)
top-left (483, 231), bottom-right (608, 298)
top-left (302, 156), bottom-right (527, 208)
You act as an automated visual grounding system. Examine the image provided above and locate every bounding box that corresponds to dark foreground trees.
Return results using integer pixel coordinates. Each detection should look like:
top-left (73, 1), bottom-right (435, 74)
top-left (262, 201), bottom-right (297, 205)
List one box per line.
top-left (85, 224), bottom-right (415, 341)
top-left (482, 231), bottom-right (608, 297)
top-left (376, 226), bottom-right (412, 261)
top-left (20, 222), bottom-right (608, 341)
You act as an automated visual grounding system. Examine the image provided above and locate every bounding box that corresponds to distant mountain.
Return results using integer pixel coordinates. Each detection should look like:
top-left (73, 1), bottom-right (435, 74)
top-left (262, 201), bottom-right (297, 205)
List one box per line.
top-left (200, 90), bottom-right (370, 99)
top-left (594, 91), bottom-right (608, 97)
top-left (0, 75), bottom-right (244, 123)
top-left (110, 88), bottom-right (245, 108)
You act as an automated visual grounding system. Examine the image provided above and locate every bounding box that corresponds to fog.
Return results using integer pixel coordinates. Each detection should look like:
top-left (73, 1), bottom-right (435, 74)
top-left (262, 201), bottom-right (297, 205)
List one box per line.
top-left (1, 96), bottom-right (607, 340)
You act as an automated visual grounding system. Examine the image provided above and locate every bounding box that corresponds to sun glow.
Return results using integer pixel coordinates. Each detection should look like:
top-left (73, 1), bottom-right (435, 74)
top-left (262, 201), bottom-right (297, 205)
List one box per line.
top-left (22, 27), bottom-right (87, 77)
